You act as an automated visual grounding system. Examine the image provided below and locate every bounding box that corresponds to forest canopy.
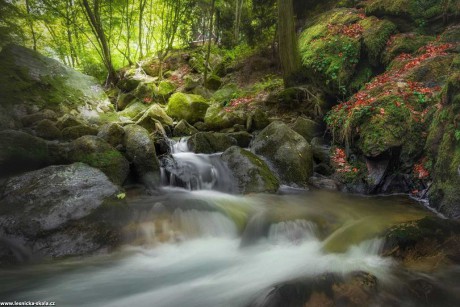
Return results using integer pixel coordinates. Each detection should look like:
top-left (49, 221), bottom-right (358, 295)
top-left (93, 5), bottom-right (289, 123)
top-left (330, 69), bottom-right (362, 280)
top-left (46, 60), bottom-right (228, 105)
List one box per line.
top-left (0, 0), bottom-right (277, 82)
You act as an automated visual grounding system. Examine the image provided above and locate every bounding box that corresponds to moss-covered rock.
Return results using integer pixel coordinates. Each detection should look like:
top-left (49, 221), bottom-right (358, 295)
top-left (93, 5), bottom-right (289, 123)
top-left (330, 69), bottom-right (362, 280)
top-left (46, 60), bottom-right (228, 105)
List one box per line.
top-left (97, 123), bottom-right (125, 148)
top-left (251, 121), bottom-right (314, 185)
top-left (0, 44), bottom-right (112, 123)
top-left (166, 93), bottom-right (210, 124)
top-left (133, 82), bottom-right (155, 100)
top-left (426, 73), bottom-right (460, 218)
top-left (204, 103), bottom-right (247, 130)
top-left (136, 104), bottom-right (173, 129)
top-left (187, 132), bottom-right (237, 154)
top-left (205, 74), bottom-right (222, 91)
top-left (123, 124), bottom-right (161, 186)
top-left (184, 74), bottom-right (202, 91)
top-left (61, 124), bottom-right (98, 140)
top-left (221, 146), bottom-right (279, 194)
top-left (173, 119), bottom-right (199, 137)
top-left (299, 9), bottom-right (395, 94)
top-left (0, 130), bottom-right (49, 175)
top-left (69, 136), bottom-right (129, 186)
top-left (227, 131), bottom-right (253, 148)
top-left (156, 80), bottom-right (176, 99)
top-left (21, 109), bottom-right (57, 127)
top-left (382, 33), bottom-right (434, 65)
top-left (116, 93), bottom-right (136, 111)
top-left (35, 119), bottom-right (61, 140)
top-left (118, 100), bottom-right (148, 121)
top-left (291, 117), bottom-right (321, 143)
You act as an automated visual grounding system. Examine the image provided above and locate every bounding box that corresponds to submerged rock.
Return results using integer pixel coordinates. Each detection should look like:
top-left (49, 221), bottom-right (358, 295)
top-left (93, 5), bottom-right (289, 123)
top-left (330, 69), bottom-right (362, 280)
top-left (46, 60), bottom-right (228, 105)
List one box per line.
top-left (251, 121), bottom-right (313, 186)
top-left (187, 132), bottom-right (237, 154)
top-left (69, 136), bottom-right (129, 186)
top-left (0, 163), bottom-right (129, 264)
top-left (222, 146), bottom-right (279, 194)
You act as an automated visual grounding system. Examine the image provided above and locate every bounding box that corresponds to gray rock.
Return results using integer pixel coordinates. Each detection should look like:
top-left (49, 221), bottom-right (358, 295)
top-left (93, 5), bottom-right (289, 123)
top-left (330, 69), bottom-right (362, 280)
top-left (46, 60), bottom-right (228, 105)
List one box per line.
top-left (123, 125), bottom-right (161, 186)
top-left (251, 121), bottom-right (313, 186)
top-left (0, 129), bottom-right (49, 175)
top-left (0, 163), bottom-right (129, 263)
top-left (35, 119), bottom-right (61, 140)
top-left (227, 131), bottom-right (253, 148)
top-left (222, 146), bottom-right (279, 194)
top-left (97, 123), bottom-right (125, 148)
top-left (291, 117), bottom-right (321, 143)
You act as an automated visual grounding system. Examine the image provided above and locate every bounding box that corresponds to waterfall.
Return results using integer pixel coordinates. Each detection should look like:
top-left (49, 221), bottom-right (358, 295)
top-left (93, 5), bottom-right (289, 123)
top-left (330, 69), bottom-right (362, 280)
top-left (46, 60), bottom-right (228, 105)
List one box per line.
top-left (160, 138), bottom-right (236, 192)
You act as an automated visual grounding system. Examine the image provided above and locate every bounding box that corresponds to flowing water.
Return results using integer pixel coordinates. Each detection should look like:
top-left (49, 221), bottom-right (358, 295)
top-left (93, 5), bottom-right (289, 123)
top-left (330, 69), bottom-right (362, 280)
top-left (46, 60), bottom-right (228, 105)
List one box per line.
top-left (1, 139), bottom-right (458, 306)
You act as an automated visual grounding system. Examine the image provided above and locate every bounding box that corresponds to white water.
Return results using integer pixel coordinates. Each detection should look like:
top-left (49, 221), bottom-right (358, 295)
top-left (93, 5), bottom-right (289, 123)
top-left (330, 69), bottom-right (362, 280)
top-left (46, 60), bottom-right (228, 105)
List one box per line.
top-left (6, 213), bottom-right (393, 307)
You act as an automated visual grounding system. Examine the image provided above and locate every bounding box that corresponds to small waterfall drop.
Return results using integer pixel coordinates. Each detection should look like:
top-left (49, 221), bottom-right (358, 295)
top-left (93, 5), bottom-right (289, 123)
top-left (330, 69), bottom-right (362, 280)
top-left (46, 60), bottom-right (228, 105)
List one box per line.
top-left (160, 138), bottom-right (235, 192)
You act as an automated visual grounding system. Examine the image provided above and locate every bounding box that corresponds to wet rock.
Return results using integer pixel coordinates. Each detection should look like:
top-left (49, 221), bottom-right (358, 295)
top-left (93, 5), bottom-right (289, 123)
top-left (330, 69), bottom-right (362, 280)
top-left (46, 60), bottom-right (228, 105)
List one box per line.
top-left (69, 136), bottom-right (129, 186)
top-left (0, 163), bottom-right (129, 264)
top-left (248, 271), bottom-right (378, 307)
top-left (383, 217), bottom-right (460, 271)
top-left (187, 132), bottom-right (237, 154)
top-left (251, 121), bottom-right (313, 186)
top-left (21, 109), bottom-right (57, 127)
top-left (247, 109), bottom-right (270, 132)
top-left (118, 100), bottom-right (148, 121)
top-left (61, 124), bottom-right (98, 140)
top-left (136, 104), bottom-right (173, 129)
top-left (116, 93), bottom-right (136, 111)
top-left (173, 119), bottom-right (199, 137)
top-left (310, 137), bottom-right (330, 164)
top-left (166, 93), bottom-right (210, 124)
top-left (204, 103), bottom-right (247, 130)
top-left (309, 176), bottom-right (340, 191)
top-left (97, 123), bottom-right (125, 148)
top-left (0, 130), bottom-right (49, 175)
top-left (123, 124), bottom-right (161, 186)
top-left (222, 146), bottom-right (279, 194)
top-left (228, 131), bottom-right (253, 148)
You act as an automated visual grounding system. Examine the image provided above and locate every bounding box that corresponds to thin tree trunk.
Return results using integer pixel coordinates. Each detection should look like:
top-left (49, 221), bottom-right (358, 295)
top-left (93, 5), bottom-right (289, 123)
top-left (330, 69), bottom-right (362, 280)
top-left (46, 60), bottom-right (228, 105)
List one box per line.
top-left (25, 0), bottom-right (37, 51)
top-left (204, 0), bottom-right (216, 86)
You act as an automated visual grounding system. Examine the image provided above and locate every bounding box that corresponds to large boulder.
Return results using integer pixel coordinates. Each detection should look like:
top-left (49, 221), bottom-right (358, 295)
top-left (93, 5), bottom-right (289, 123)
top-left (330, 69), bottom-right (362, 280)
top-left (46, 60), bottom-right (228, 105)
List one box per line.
top-left (0, 130), bottom-right (49, 175)
top-left (251, 121), bottom-right (313, 186)
top-left (204, 103), bottom-right (247, 130)
top-left (123, 125), bottom-right (161, 186)
top-left (173, 119), bottom-right (199, 137)
top-left (0, 163), bottom-right (129, 264)
top-left (291, 117), bottom-right (321, 143)
top-left (97, 123), bottom-right (125, 148)
top-left (0, 44), bottom-right (114, 124)
top-left (135, 104), bottom-right (173, 130)
top-left (166, 93), bottom-right (210, 124)
top-left (69, 136), bottom-right (129, 186)
top-left (222, 146), bottom-right (279, 194)
top-left (187, 132), bottom-right (237, 154)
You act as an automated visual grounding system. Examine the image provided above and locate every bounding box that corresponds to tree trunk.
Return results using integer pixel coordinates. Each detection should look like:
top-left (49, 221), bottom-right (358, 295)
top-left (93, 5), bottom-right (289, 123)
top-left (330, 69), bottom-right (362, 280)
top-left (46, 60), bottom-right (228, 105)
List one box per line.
top-left (25, 0), bottom-right (37, 51)
top-left (277, 0), bottom-right (301, 86)
top-left (204, 0), bottom-right (216, 87)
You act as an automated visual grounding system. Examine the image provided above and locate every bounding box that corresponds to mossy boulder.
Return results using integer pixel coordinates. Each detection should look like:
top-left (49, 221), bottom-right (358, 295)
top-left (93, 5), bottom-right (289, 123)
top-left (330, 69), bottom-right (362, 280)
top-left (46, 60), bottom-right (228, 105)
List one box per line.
top-left (204, 103), bottom-right (247, 130)
top-left (251, 121), bottom-right (314, 185)
top-left (0, 44), bottom-right (112, 123)
top-left (69, 136), bottom-right (129, 186)
top-left (61, 124), bottom-right (98, 140)
top-left (187, 132), bottom-right (237, 154)
top-left (426, 74), bottom-right (460, 218)
top-left (227, 131), bottom-right (253, 148)
top-left (133, 82), bottom-right (155, 100)
top-left (35, 119), bottom-right (61, 140)
top-left (173, 119), bottom-right (199, 137)
top-left (382, 33), bottom-right (434, 65)
top-left (291, 117), bottom-right (321, 143)
top-left (184, 74), bottom-right (202, 91)
top-left (0, 130), bottom-right (49, 175)
top-left (364, 0), bottom-right (459, 31)
top-left (0, 163), bottom-right (129, 263)
top-left (299, 9), bottom-right (396, 94)
top-left (97, 123), bottom-right (125, 148)
top-left (205, 74), bottom-right (222, 91)
top-left (123, 124), bottom-right (161, 186)
top-left (166, 93), bottom-right (210, 124)
top-left (136, 104), bottom-right (173, 130)
top-left (116, 93), bottom-right (136, 111)
top-left (156, 80), bottom-right (176, 99)
top-left (118, 100), bottom-right (148, 121)
top-left (21, 109), bottom-right (57, 127)
top-left (221, 146), bottom-right (279, 194)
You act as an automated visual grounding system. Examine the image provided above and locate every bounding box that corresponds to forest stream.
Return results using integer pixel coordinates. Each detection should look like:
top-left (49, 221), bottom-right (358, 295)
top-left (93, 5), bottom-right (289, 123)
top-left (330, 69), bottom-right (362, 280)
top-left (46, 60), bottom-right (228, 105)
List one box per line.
top-left (1, 139), bottom-right (459, 307)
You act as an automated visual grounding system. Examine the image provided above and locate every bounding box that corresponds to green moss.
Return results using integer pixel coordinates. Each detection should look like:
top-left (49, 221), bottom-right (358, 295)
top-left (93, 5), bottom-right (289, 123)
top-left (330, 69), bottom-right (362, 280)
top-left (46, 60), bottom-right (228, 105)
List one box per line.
top-left (157, 80), bottom-right (176, 98)
top-left (382, 33), bottom-right (434, 64)
top-left (166, 92), bottom-right (210, 124)
top-left (360, 18), bottom-right (397, 65)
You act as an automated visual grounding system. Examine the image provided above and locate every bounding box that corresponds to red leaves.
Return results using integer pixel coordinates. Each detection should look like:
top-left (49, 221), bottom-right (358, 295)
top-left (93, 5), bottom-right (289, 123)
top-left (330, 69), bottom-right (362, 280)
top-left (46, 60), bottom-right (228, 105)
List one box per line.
top-left (143, 97), bottom-right (153, 104)
top-left (223, 96), bottom-right (255, 113)
top-left (413, 158), bottom-right (430, 179)
top-left (327, 23), bottom-right (364, 39)
top-left (331, 148), bottom-right (357, 174)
